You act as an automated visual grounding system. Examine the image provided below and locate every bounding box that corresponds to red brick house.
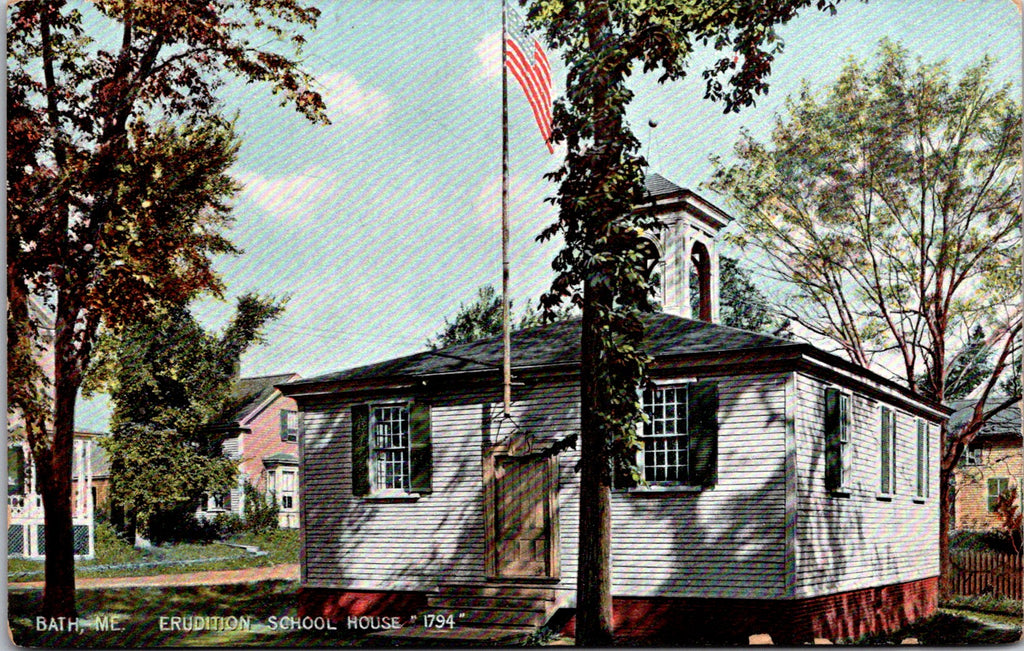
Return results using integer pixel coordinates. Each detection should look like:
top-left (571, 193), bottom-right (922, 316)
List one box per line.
top-left (279, 176), bottom-right (949, 643)
top-left (199, 373), bottom-right (301, 528)
top-left (951, 398), bottom-right (1022, 531)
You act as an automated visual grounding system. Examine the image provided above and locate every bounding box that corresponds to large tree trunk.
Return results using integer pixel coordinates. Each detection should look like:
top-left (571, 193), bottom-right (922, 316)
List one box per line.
top-left (575, 277), bottom-right (614, 646)
top-left (41, 374), bottom-right (78, 618)
top-left (938, 462), bottom-right (953, 597)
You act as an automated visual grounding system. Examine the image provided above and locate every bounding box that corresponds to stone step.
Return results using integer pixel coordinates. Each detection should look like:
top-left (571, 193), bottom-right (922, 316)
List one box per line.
top-left (434, 583), bottom-right (556, 600)
top-left (427, 594), bottom-right (552, 610)
top-left (424, 583), bottom-right (559, 630)
top-left (442, 607), bottom-right (549, 628)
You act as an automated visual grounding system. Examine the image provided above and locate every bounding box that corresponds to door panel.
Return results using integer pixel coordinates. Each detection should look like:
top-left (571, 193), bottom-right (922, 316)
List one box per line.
top-left (493, 455), bottom-right (551, 578)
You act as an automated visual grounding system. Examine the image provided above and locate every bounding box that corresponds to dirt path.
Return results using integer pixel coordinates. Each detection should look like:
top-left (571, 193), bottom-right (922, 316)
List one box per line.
top-left (9, 563), bottom-right (299, 590)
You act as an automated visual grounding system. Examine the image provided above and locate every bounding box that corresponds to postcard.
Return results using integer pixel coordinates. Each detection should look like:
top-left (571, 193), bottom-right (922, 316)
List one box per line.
top-left (7, 0), bottom-right (1022, 647)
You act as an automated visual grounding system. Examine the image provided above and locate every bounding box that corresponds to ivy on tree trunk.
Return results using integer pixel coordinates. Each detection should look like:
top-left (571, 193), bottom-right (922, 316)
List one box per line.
top-left (527, 1), bottom-right (842, 643)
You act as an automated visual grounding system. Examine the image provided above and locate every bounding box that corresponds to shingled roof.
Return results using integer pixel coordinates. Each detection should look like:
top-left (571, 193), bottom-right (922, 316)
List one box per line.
top-left (214, 373), bottom-right (299, 426)
top-left (644, 172), bottom-right (687, 198)
top-left (948, 397), bottom-right (1022, 439)
top-left (284, 313), bottom-right (796, 387)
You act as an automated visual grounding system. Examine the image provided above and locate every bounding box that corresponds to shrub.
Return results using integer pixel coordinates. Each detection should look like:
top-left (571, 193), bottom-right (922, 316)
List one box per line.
top-left (950, 528), bottom-right (1018, 555)
top-left (243, 480), bottom-right (279, 534)
top-left (212, 512), bottom-right (246, 537)
top-left (941, 593), bottom-right (1024, 617)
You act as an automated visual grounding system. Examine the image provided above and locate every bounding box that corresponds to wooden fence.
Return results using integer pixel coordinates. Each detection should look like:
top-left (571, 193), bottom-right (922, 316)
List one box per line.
top-left (949, 551), bottom-right (1022, 600)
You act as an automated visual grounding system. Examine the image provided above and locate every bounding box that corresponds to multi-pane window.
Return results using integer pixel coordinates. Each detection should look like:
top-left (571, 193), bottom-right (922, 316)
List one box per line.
top-left (279, 469), bottom-right (297, 510)
top-left (640, 386), bottom-right (689, 485)
top-left (280, 409), bottom-right (300, 442)
top-left (988, 477), bottom-right (1010, 512)
top-left (372, 405), bottom-right (410, 491)
top-left (915, 419), bottom-right (929, 499)
top-left (267, 467), bottom-right (298, 510)
top-left (824, 388), bottom-right (852, 493)
top-left (879, 406), bottom-right (897, 495)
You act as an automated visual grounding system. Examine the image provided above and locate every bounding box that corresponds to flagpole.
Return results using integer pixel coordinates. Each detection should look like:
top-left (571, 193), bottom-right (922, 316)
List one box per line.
top-left (501, 0), bottom-right (512, 418)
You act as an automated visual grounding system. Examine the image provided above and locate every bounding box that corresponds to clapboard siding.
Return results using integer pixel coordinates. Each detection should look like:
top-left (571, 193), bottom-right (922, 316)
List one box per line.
top-left (609, 372), bottom-right (789, 600)
top-left (301, 380), bottom-right (580, 592)
top-left (793, 373), bottom-right (940, 598)
top-left (301, 372), bottom-right (791, 600)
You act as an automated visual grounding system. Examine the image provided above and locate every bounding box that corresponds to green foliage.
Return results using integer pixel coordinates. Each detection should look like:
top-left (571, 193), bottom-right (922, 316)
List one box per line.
top-left (718, 256), bottom-right (788, 335)
top-left (428, 286), bottom-right (505, 348)
top-left (922, 326), bottom-right (995, 402)
top-left (88, 294), bottom-right (285, 539)
top-left (949, 528), bottom-right (1019, 556)
top-left (6, 0), bottom-right (326, 615)
top-left (709, 40), bottom-right (1022, 402)
top-left (428, 284), bottom-right (579, 348)
top-left (243, 481), bottom-right (280, 535)
top-left (211, 513), bottom-right (247, 538)
top-left (941, 594), bottom-right (1024, 618)
top-left (528, 0), bottom-right (842, 643)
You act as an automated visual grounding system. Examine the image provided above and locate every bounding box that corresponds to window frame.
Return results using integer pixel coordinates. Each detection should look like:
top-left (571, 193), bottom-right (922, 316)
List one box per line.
top-left (824, 387), bottom-right (853, 495)
top-left (915, 418), bottom-right (929, 501)
top-left (368, 401), bottom-right (413, 496)
top-left (878, 405), bottom-right (897, 498)
top-left (278, 467), bottom-right (298, 511)
top-left (988, 477), bottom-right (1010, 513)
top-left (837, 391), bottom-right (852, 493)
top-left (637, 384), bottom-right (692, 488)
top-left (280, 409), bottom-right (300, 443)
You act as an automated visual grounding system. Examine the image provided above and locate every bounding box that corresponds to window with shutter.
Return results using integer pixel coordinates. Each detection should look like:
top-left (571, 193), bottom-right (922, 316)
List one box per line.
top-left (280, 409), bottom-right (299, 442)
top-left (351, 401), bottom-right (431, 497)
top-left (824, 388), bottom-right (852, 494)
top-left (915, 418), bottom-right (929, 500)
top-left (634, 381), bottom-right (717, 489)
top-left (879, 406), bottom-right (896, 496)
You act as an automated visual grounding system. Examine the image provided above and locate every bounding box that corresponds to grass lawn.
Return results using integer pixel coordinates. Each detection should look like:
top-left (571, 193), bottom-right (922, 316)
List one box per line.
top-left (9, 580), bottom-right (363, 648)
top-left (8, 525), bottom-right (299, 582)
top-left (842, 610), bottom-right (1021, 645)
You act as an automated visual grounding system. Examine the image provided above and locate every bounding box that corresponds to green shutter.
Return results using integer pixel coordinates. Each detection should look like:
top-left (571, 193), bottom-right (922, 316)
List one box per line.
top-left (409, 401), bottom-right (432, 494)
top-left (280, 410), bottom-right (290, 441)
top-left (824, 388), bottom-right (841, 491)
top-left (688, 381), bottom-right (718, 488)
top-left (917, 420), bottom-right (928, 499)
top-left (351, 404), bottom-right (370, 496)
top-left (880, 407), bottom-right (892, 494)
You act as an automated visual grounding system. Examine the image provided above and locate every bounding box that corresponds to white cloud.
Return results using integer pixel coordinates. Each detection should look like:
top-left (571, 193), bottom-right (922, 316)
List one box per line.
top-left (317, 70), bottom-right (392, 124)
top-left (474, 31), bottom-right (502, 81)
top-left (234, 166), bottom-right (339, 218)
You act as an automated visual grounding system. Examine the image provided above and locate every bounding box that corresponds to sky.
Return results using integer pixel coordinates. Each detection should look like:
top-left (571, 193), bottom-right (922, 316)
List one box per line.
top-left (75, 0), bottom-right (1022, 431)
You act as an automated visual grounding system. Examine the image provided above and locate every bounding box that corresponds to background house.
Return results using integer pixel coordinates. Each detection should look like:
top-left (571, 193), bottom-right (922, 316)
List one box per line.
top-left (72, 433), bottom-right (111, 519)
top-left (281, 176), bottom-right (948, 642)
top-left (198, 373), bottom-right (301, 528)
top-left (7, 299), bottom-right (96, 559)
top-left (951, 398), bottom-right (1022, 531)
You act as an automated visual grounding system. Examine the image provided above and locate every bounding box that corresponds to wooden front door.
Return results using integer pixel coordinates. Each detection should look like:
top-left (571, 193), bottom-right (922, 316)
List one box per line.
top-left (487, 453), bottom-right (558, 579)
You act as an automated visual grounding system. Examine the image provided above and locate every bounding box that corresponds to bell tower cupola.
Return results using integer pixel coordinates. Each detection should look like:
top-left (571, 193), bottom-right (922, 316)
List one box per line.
top-left (640, 173), bottom-right (731, 323)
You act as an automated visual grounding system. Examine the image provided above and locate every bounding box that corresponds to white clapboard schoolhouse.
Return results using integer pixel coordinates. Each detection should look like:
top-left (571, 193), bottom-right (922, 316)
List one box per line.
top-left (279, 175), bottom-right (947, 642)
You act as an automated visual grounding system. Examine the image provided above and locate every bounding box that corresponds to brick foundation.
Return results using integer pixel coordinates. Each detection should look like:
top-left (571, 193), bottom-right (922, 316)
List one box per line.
top-left (298, 588), bottom-right (428, 622)
top-left (561, 577), bottom-right (938, 643)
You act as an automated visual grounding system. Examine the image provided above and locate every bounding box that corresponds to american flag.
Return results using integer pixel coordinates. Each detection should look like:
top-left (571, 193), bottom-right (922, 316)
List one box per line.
top-left (505, 3), bottom-right (553, 153)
